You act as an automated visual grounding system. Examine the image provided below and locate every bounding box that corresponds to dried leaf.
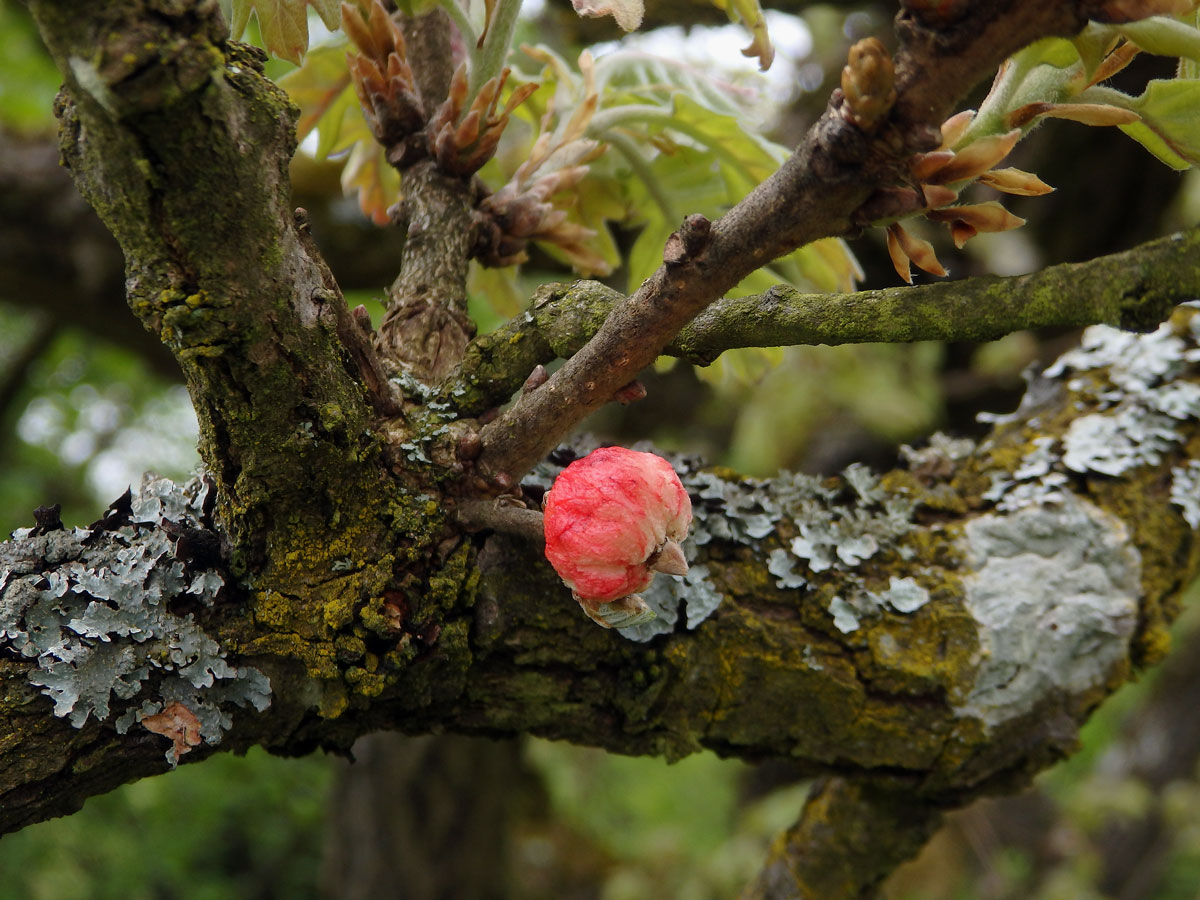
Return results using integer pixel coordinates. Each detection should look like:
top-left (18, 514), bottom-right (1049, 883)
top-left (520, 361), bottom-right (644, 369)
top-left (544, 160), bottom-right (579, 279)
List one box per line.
top-left (911, 149), bottom-right (955, 181)
top-left (920, 184), bottom-right (959, 208)
top-left (1087, 40), bottom-right (1141, 87)
top-left (926, 200), bottom-right (1026, 233)
top-left (142, 701), bottom-right (204, 764)
top-left (892, 224), bottom-right (947, 277)
top-left (571, 0), bottom-right (644, 31)
top-left (949, 219), bottom-right (977, 249)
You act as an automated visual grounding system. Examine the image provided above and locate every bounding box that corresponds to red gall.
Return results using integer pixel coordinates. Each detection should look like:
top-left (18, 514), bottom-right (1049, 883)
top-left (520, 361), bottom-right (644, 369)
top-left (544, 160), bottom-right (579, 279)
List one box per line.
top-left (543, 447), bottom-right (692, 627)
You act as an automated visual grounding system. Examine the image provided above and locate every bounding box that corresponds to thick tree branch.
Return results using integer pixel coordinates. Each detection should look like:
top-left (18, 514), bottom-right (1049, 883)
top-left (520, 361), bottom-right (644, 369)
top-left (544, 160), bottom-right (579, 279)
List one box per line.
top-left (474, 0), bottom-right (1101, 482)
top-left (741, 777), bottom-right (944, 900)
top-left (442, 227), bottom-right (1200, 417)
top-left (4, 313), bottom-right (1198, 845)
top-left (27, 1), bottom-right (385, 559)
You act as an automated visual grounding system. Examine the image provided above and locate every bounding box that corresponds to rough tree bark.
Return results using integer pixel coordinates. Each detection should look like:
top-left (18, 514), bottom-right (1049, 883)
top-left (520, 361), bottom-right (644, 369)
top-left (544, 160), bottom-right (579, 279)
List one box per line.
top-left (2, 1), bottom-right (1198, 897)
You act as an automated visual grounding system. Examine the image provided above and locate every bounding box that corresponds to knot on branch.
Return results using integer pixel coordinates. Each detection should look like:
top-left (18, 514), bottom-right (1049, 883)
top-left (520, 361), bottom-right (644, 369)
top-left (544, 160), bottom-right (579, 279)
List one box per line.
top-left (663, 214), bottom-right (712, 266)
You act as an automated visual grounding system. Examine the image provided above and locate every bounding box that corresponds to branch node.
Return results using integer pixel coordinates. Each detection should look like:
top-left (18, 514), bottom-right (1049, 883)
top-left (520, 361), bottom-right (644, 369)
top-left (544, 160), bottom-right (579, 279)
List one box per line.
top-left (663, 213), bottom-right (712, 266)
top-left (522, 364), bottom-right (549, 394)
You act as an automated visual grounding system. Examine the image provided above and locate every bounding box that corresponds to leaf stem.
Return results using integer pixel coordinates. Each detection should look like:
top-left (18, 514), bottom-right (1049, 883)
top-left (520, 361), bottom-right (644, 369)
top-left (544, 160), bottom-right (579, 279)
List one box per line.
top-left (471, 0), bottom-right (523, 99)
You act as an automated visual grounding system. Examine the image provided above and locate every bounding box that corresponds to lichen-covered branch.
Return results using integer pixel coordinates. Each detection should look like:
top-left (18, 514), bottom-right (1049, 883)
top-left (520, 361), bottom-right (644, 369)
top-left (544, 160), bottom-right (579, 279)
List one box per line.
top-left (441, 227), bottom-right (1200, 417)
top-left (5, 311), bottom-right (1195, 861)
top-left (26, 0), bottom-right (386, 567)
top-left (473, 0), bottom-right (1100, 482)
top-left (740, 777), bottom-right (944, 900)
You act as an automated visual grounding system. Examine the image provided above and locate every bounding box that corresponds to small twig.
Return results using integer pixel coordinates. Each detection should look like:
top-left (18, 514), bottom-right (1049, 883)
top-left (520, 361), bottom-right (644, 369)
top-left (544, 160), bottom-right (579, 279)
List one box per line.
top-left (471, 0), bottom-right (1094, 483)
top-left (443, 226), bottom-right (1200, 418)
top-left (454, 499), bottom-right (544, 545)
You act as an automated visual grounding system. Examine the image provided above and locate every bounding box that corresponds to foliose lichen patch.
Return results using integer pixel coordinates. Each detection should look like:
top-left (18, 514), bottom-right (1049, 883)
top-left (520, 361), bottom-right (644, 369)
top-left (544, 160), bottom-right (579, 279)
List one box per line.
top-left (986, 318), bottom-right (1200, 509)
top-left (955, 495), bottom-right (1139, 730)
top-left (0, 475), bottom-right (270, 764)
top-left (1171, 460), bottom-right (1200, 529)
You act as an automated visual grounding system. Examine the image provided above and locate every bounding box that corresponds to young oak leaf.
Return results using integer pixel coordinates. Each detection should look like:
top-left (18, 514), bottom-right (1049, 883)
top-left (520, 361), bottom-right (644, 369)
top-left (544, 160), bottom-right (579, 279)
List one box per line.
top-left (231, 0), bottom-right (343, 65)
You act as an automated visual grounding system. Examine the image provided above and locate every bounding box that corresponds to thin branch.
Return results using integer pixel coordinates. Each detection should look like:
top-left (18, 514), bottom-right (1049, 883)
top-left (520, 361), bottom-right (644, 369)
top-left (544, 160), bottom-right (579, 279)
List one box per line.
top-left (473, 0), bottom-right (1096, 482)
top-left (441, 226), bottom-right (1200, 417)
top-left (453, 499), bottom-right (545, 544)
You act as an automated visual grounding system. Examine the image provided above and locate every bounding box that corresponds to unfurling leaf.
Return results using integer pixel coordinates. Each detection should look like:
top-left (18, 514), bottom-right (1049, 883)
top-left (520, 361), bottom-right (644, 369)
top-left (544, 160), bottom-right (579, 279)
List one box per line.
top-left (231, 0), bottom-right (342, 64)
top-left (925, 129), bottom-right (1021, 183)
top-left (341, 140), bottom-right (400, 225)
top-left (1115, 77), bottom-right (1200, 169)
top-left (978, 167), bottom-right (1056, 195)
top-left (886, 223), bottom-right (946, 283)
top-left (926, 201), bottom-right (1026, 240)
top-left (1008, 100), bottom-right (1141, 128)
top-left (717, 0), bottom-right (775, 69)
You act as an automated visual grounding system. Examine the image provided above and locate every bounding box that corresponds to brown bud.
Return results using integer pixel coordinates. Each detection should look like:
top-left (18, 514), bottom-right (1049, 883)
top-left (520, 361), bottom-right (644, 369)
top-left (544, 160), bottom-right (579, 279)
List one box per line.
top-left (840, 37), bottom-right (896, 132)
top-left (457, 430), bottom-right (482, 461)
top-left (351, 304), bottom-right (374, 335)
top-left (1093, 0), bottom-right (1195, 22)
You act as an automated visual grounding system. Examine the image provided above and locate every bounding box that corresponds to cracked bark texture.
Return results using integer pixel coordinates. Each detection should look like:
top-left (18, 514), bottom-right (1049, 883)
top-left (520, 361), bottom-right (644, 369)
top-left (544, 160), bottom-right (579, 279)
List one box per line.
top-left (4, 0), bottom-right (1200, 897)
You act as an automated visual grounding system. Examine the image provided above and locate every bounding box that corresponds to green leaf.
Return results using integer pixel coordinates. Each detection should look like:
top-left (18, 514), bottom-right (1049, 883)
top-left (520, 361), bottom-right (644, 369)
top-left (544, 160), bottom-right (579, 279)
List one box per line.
top-left (340, 140), bottom-right (401, 225)
top-left (1118, 77), bottom-right (1200, 168)
top-left (278, 42), bottom-right (353, 147)
top-left (1113, 15), bottom-right (1200, 63)
top-left (230, 0), bottom-right (341, 64)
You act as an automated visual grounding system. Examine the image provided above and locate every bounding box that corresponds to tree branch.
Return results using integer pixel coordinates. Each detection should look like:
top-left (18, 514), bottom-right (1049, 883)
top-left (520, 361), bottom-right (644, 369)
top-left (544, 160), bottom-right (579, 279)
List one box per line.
top-left (4, 313), bottom-right (1197, 849)
top-left (740, 777), bottom-right (944, 900)
top-left (473, 0), bottom-right (1099, 482)
top-left (442, 227), bottom-right (1200, 417)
